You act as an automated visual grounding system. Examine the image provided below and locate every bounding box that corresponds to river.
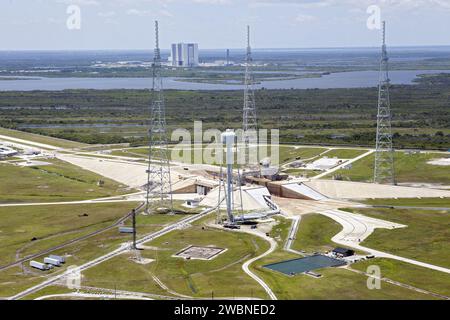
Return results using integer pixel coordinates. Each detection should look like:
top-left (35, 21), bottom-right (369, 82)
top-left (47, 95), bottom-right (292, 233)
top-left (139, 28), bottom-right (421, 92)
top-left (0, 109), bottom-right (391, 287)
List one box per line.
top-left (0, 70), bottom-right (448, 91)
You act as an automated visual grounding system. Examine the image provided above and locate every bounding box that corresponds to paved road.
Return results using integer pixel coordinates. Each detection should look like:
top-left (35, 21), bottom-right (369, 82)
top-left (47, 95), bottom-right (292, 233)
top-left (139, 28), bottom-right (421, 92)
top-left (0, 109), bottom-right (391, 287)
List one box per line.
top-left (0, 191), bottom-right (145, 208)
top-left (36, 293), bottom-right (153, 300)
top-left (240, 229), bottom-right (278, 301)
top-left (70, 285), bottom-right (183, 300)
top-left (320, 209), bottom-right (405, 244)
top-left (0, 134), bottom-right (60, 150)
top-left (284, 215), bottom-right (301, 252)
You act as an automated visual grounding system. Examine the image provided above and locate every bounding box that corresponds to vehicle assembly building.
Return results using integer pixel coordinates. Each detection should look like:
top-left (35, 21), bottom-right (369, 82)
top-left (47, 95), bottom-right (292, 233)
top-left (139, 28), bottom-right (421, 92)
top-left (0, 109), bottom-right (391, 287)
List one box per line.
top-left (170, 43), bottom-right (199, 67)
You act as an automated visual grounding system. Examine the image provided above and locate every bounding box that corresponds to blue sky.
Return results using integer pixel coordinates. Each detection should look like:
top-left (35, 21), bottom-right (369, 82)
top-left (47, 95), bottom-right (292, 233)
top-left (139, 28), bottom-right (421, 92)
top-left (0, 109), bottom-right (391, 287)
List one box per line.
top-left (1, 0), bottom-right (449, 50)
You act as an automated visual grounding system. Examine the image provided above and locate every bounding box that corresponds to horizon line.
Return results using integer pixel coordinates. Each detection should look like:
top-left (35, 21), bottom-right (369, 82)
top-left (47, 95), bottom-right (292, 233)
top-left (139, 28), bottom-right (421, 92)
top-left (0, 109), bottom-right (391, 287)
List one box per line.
top-left (1, 45), bottom-right (450, 52)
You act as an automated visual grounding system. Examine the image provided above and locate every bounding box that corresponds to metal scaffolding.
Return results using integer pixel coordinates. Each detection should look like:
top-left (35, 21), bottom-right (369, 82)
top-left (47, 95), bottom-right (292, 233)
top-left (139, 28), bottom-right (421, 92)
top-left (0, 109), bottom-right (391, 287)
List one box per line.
top-left (242, 25), bottom-right (258, 170)
top-left (374, 21), bottom-right (395, 185)
top-left (145, 21), bottom-right (174, 213)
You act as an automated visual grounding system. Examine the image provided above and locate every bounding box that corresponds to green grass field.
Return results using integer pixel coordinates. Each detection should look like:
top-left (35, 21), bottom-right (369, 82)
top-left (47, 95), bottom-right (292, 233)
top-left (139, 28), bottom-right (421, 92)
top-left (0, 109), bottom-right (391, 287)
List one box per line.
top-left (347, 207), bottom-right (450, 268)
top-left (81, 254), bottom-right (173, 298)
top-left (327, 151), bottom-right (450, 184)
top-left (0, 266), bottom-right (47, 298)
top-left (82, 219), bottom-right (271, 299)
top-left (111, 148), bottom-right (148, 159)
top-left (362, 197), bottom-right (450, 207)
top-left (251, 216), bottom-right (432, 299)
top-left (254, 265), bottom-right (432, 300)
top-left (19, 286), bottom-right (74, 300)
top-left (292, 214), bottom-right (342, 254)
top-left (0, 127), bottom-right (85, 149)
top-left (0, 159), bottom-right (131, 203)
top-left (353, 258), bottom-right (450, 297)
top-left (0, 202), bottom-right (139, 266)
top-left (113, 145), bottom-right (329, 167)
top-left (15, 207), bottom-right (195, 267)
top-left (125, 208), bottom-right (200, 237)
top-left (0, 207), bottom-right (198, 298)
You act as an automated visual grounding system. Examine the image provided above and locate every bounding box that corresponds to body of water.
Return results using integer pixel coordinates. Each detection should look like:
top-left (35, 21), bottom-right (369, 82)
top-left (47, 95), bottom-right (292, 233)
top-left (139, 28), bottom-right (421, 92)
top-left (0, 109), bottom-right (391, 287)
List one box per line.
top-left (0, 70), bottom-right (448, 91)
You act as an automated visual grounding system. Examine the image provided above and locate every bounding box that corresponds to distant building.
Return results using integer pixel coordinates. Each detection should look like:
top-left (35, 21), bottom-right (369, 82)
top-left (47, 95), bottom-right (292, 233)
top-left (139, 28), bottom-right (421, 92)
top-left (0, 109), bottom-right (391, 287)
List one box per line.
top-left (171, 43), bottom-right (199, 67)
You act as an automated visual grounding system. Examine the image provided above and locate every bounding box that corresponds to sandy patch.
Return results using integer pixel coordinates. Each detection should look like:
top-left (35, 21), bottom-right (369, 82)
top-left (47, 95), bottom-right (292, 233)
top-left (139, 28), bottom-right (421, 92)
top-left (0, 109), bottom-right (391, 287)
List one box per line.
top-left (428, 158), bottom-right (450, 166)
top-left (131, 258), bottom-right (154, 265)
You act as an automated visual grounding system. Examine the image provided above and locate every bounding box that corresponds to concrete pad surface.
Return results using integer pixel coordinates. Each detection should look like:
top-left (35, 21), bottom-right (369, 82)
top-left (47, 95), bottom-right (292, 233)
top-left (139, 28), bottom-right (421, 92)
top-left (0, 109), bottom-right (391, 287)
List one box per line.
top-left (304, 180), bottom-right (450, 199)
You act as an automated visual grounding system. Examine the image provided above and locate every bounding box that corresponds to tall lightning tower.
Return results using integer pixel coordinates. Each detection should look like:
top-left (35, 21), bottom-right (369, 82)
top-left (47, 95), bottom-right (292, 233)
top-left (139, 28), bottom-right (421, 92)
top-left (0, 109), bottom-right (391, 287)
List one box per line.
top-left (242, 25), bottom-right (258, 168)
top-left (374, 21), bottom-right (395, 185)
top-left (145, 21), bottom-right (174, 213)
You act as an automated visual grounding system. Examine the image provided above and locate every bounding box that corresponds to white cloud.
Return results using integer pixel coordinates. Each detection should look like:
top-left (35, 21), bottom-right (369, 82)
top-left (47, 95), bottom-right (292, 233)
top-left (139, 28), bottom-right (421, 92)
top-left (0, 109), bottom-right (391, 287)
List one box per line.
top-left (249, 0), bottom-right (450, 9)
top-left (98, 11), bottom-right (117, 17)
top-left (343, 0), bottom-right (450, 10)
top-left (65, 0), bottom-right (230, 5)
top-left (294, 13), bottom-right (316, 23)
top-left (51, 0), bottom-right (450, 8)
top-left (249, 0), bottom-right (332, 8)
top-left (126, 8), bottom-right (153, 16)
top-left (126, 8), bottom-right (173, 17)
top-left (55, 0), bottom-right (100, 5)
top-left (159, 9), bottom-right (174, 17)
top-left (192, 0), bottom-right (231, 4)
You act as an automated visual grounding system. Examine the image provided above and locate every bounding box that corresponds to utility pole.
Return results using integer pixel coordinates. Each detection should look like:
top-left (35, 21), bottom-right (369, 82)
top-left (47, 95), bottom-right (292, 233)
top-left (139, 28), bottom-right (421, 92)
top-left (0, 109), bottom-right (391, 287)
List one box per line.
top-left (132, 209), bottom-right (137, 250)
top-left (374, 21), bottom-right (395, 185)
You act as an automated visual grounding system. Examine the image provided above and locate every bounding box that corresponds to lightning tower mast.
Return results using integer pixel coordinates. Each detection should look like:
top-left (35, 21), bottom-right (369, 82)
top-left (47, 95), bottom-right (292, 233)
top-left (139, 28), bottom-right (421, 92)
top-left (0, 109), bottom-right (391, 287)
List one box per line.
top-left (242, 25), bottom-right (258, 169)
top-left (374, 21), bottom-right (395, 185)
top-left (145, 21), bottom-right (174, 213)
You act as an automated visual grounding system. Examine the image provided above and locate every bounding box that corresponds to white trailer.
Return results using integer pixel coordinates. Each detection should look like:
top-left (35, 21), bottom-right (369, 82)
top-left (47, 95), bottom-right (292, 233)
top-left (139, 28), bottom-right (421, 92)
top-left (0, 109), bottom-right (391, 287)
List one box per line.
top-left (30, 261), bottom-right (52, 271)
top-left (119, 227), bottom-right (134, 234)
top-left (49, 254), bottom-right (65, 264)
top-left (44, 257), bottom-right (61, 267)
